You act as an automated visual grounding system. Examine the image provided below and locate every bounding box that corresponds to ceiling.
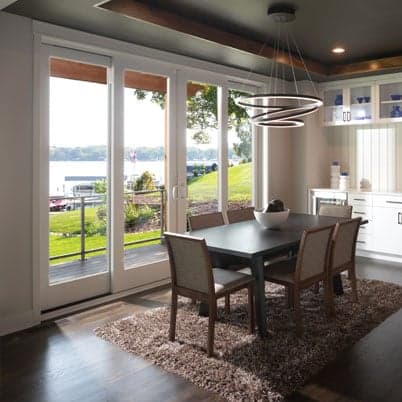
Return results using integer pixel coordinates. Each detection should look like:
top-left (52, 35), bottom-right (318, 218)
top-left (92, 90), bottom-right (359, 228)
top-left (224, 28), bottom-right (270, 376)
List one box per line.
top-left (5, 0), bottom-right (402, 81)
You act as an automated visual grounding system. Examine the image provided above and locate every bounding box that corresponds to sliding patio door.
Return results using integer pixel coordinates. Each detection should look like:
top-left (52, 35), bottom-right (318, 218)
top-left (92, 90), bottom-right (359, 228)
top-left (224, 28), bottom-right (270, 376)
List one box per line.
top-left (110, 60), bottom-right (175, 292)
top-left (39, 45), bottom-right (112, 310)
top-left (176, 75), bottom-right (261, 231)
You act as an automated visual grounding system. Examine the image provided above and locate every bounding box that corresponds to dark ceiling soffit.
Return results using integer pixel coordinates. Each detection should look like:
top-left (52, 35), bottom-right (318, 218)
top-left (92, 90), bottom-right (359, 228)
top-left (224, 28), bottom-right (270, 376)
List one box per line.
top-left (97, 0), bottom-right (327, 76)
top-left (98, 0), bottom-right (402, 79)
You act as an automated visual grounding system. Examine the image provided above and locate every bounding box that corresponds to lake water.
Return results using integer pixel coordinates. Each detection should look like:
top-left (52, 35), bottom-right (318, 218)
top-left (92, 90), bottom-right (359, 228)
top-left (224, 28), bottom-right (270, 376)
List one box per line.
top-left (49, 160), bottom-right (165, 195)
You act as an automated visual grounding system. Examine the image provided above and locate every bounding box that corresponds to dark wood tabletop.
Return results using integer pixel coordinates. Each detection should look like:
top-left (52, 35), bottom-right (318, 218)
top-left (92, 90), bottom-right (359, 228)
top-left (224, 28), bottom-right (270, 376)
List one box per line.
top-left (190, 212), bottom-right (352, 258)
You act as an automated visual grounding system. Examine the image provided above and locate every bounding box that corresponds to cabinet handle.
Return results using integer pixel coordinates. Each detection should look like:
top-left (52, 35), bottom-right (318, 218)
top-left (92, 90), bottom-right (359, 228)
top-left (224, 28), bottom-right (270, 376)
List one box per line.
top-left (398, 212), bottom-right (402, 225)
top-left (342, 112), bottom-right (346, 122)
top-left (353, 198), bottom-right (366, 201)
top-left (347, 111), bottom-right (351, 121)
top-left (354, 211), bottom-right (366, 215)
top-left (386, 200), bottom-right (402, 205)
top-left (356, 240), bottom-right (366, 244)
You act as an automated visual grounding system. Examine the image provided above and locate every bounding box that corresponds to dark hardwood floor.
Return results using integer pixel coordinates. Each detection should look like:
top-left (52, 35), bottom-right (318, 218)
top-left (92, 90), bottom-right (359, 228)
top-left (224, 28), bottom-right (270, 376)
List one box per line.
top-left (1, 257), bottom-right (402, 402)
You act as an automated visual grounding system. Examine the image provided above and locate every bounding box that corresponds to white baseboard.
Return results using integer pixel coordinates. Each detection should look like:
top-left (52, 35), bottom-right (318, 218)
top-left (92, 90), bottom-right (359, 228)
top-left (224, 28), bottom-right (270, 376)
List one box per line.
top-left (357, 250), bottom-right (402, 264)
top-left (0, 310), bottom-right (40, 336)
top-left (41, 277), bottom-right (171, 321)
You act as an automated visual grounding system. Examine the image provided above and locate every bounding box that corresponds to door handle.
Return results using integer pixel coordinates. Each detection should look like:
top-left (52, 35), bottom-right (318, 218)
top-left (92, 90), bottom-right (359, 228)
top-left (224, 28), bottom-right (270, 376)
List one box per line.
top-left (172, 185), bottom-right (178, 200)
top-left (398, 212), bottom-right (402, 225)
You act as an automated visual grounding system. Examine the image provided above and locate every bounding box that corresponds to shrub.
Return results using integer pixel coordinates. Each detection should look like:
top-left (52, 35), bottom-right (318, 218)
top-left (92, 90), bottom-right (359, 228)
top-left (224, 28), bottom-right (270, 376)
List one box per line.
top-left (124, 203), bottom-right (154, 229)
top-left (134, 171), bottom-right (156, 191)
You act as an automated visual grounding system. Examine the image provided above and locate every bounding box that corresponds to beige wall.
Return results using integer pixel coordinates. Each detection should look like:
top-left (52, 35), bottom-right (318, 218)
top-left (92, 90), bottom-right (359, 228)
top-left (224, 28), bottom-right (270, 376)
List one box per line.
top-left (0, 12), bottom-right (35, 334)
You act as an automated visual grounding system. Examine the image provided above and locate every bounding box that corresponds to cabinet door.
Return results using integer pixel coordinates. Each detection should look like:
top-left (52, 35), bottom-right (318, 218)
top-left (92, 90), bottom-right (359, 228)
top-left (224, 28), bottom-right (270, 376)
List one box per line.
top-left (372, 207), bottom-right (402, 255)
top-left (349, 85), bottom-right (373, 123)
top-left (378, 82), bottom-right (402, 122)
top-left (322, 88), bottom-right (348, 126)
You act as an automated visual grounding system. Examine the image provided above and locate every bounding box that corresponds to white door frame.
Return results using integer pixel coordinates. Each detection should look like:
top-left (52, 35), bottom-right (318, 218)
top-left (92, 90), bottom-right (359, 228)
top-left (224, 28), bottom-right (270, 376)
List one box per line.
top-left (38, 44), bottom-right (112, 310)
top-left (110, 56), bottom-right (178, 293)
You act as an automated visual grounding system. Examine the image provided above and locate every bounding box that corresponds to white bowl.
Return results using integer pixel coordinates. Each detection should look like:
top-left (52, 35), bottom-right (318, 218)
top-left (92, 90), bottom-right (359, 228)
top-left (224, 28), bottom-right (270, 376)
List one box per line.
top-left (253, 208), bottom-right (290, 229)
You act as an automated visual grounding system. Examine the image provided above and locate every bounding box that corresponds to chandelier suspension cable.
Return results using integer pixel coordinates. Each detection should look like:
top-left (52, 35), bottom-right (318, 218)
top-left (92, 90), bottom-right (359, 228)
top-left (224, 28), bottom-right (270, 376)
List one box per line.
top-left (286, 30), bottom-right (299, 96)
top-left (289, 30), bottom-right (319, 97)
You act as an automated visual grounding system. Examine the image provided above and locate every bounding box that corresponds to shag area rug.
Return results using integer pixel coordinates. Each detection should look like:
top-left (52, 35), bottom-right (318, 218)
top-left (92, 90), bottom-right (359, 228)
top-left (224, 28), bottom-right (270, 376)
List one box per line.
top-left (95, 278), bottom-right (402, 401)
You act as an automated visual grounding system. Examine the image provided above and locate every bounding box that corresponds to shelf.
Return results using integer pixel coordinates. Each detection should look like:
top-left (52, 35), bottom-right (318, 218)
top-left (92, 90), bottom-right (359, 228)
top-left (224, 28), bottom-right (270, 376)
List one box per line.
top-left (381, 100), bottom-right (402, 104)
top-left (351, 102), bottom-right (371, 106)
top-left (324, 105), bottom-right (343, 108)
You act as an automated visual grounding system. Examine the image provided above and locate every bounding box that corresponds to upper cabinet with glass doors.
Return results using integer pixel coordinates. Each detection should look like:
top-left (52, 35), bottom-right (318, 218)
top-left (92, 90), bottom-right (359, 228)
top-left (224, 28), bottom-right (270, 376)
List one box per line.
top-left (322, 85), bottom-right (374, 126)
top-left (378, 81), bottom-right (402, 122)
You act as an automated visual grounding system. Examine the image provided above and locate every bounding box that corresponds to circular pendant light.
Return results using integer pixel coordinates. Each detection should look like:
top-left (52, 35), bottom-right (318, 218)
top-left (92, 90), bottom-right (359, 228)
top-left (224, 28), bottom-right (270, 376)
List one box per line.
top-left (236, 3), bottom-right (323, 128)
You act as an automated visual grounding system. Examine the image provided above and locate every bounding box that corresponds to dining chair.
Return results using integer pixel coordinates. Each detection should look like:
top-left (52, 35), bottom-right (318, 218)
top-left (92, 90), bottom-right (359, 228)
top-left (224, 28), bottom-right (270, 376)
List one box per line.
top-left (226, 206), bottom-right (255, 223)
top-left (263, 225), bottom-right (335, 335)
top-left (318, 204), bottom-right (352, 219)
top-left (188, 211), bottom-right (225, 230)
top-left (165, 232), bottom-right (255, 357)
top-left (188, 211), bottom-right (251, 312)
top-left (314, 203), bottom-right (353, 293)
top-left (327, 217), bottom-right (361, 315)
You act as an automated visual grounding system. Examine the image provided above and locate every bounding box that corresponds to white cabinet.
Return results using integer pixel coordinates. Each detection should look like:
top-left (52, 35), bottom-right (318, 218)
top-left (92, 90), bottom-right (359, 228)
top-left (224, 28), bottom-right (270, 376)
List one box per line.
top-left (348, 192), bottom-right (373, 250)
top-left (321, 73), bottom-right (402, 127)
top-left (378, 81), bottom-right (402, 122)
top-left (372, 204), bottom-right (402, 255)
top-left (322, 85), bottom-right (374, 126)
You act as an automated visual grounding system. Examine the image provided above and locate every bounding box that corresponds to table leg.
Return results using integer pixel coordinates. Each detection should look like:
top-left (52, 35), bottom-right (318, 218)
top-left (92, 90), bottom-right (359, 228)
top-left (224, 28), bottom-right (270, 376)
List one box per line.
top-left (250, 255), bottom-right (267, 337)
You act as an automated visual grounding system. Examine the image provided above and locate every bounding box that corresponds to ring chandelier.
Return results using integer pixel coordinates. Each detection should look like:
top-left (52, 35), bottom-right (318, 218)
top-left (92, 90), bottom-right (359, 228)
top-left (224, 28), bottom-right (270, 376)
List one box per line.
top-left (235, 3), bottom-right (323, 128)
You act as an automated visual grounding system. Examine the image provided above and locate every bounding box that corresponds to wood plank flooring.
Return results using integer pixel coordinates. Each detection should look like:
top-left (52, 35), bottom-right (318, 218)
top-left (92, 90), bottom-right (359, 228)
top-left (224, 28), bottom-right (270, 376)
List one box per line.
top-left (1, 257), bottom-right (402, 402)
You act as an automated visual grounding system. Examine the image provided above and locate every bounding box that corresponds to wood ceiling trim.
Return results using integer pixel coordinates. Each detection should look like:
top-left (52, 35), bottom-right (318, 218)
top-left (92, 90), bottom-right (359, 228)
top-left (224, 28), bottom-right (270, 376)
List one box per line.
top-left (329, 55), bottom-right (402, 77)
top-left (98, 0), bottom-right (327, 76)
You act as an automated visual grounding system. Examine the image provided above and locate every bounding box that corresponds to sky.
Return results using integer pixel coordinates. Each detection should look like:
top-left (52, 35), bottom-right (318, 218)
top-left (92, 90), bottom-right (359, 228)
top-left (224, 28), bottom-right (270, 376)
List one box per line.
top-left (49, 77), bottom-right (239, 149)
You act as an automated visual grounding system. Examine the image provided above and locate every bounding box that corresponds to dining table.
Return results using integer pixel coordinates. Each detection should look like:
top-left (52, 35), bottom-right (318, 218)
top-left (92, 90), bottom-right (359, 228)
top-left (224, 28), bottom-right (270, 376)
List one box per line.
top-left (189, 212), bottom-right (367, 337)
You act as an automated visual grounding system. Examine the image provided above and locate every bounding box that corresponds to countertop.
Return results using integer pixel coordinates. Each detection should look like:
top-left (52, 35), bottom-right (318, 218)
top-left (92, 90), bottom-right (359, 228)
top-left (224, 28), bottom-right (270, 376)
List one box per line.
top-left (310, 188), bottom-right (402, 196)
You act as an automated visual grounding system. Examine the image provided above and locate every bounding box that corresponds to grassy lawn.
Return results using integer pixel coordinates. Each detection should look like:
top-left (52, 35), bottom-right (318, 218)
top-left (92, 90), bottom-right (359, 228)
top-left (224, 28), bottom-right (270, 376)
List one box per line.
top-left (50, 230), bottom-right (160, 264)
top-left (188, 162), bottom-right (251, 201)
top-left (49, 162), bottom-right (250, 264)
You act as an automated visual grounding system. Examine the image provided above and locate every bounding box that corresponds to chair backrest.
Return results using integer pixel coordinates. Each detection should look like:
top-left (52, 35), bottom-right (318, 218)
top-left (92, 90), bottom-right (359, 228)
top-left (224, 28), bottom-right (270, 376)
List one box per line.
top-left (295, 225), bottom-right (335, 282)
top-left (318, 204), bottom-right (352, 219)
top-left (188, 211), bottom-right (225, 231)
top-left (330, 218), bottom-right (361, 270)
top-left (226, 207), bottom-right (255, 223)
top-left (164, 232), bottom-right (213, 294)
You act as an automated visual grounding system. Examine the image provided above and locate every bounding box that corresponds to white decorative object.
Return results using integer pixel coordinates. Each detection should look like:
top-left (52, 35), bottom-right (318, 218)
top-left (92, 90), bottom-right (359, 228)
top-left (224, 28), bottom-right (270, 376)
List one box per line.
top-left (339, 173), bottom-right (350, 190)
top-left (254, 208), bottom-right (290, 229)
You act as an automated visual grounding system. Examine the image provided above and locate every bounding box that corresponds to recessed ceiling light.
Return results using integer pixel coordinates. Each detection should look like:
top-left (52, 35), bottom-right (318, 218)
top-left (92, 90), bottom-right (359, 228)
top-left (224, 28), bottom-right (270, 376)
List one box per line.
top-left (332, 47), bottom-right (345, 54)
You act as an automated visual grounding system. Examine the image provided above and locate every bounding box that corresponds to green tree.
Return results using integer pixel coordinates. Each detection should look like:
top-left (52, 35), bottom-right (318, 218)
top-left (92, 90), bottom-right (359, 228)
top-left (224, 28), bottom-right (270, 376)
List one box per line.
top-left (134, 171), bottom-right (156, 191)
top-left (94, 179), bottom-right (107, 194)
top-left (133, 86), bottom-right (251, 160)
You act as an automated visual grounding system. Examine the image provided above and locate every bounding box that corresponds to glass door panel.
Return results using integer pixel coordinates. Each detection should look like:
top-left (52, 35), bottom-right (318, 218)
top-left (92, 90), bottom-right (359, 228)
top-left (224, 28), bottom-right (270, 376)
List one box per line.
top-left (41, 47), bottom-right (112, 311)
top-left (49, 57), bottom-right (109, 284)
top-left (349, 86), bottom-right (372, 122)
top-left (323, 88), bottom-right (345, 124)
top-left (123, 70), bottom-right (168, 270)
top-left (186, 82), bottom-right (219, 217)
top-left (379, 82), bottom-right (402, 120)
top-left (228, 89), bottom-right (253, 210)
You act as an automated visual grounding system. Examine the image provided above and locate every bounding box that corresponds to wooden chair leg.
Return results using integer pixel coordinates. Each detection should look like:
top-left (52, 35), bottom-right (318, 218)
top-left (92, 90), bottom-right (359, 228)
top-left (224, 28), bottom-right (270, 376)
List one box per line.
top-left (286, 286), bottom-right (294, 309)
top-left (190, 297), bottom-right (196, 305)
top-left (207, 301), bottom-right (217, 357)
top-left (224, 294), bottom-right (230, 314)
top-left (293, 288), bottom-right (303, 336)
top-left (323, 278), bottom-right (334, 319)
top-left (169, 291), bottom-right (178, 342)
top-left (326, 274), bottom-right (336, 316)
top-left (349, 266), bottom-right (358, 303)
top-left (247, 283), bottom-right (255, 334)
